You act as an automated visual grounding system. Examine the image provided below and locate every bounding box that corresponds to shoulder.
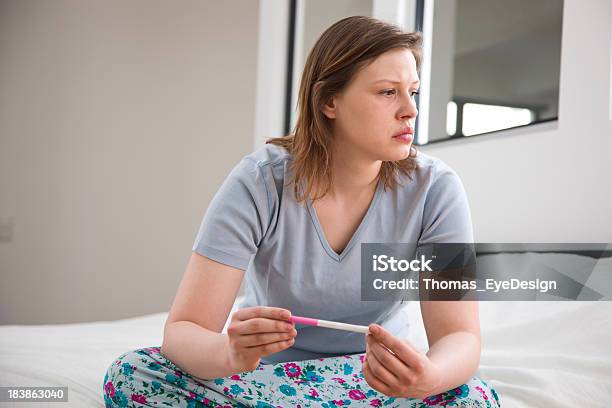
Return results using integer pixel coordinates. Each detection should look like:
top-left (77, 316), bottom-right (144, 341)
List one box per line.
top-left (409, 152), bottom-right (473, 243)
top-left (225, 143), bottom-right (292, 210)
top-left (243, 143), bottom-right (292, 169)
top-left (400, 150), bottom-right (462, 188)
top-left (226, 143), bottom-right (292, 187)
top-left (411, 151), bottom-right (470, 210)
top-left (417, 150), bottom-right (457, 176)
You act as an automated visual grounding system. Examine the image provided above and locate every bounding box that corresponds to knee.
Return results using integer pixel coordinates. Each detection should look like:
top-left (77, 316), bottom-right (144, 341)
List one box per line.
top-left (104, 349), bottom-right (138, 386)
top-left (422, 377), bottom-right (500, 407)
top-left (458, 377), bottom-right (500, 407)
top-left (106, 346), bottom-right (165, 376)
top-left (473, 378), bottom-right (501, 407)
top-left (102, 347), bottom-right (162, 404)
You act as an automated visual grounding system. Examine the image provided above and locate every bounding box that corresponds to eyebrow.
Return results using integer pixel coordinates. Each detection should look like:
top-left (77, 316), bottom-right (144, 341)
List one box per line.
top-left (372, 79), bottom-right (420, 85)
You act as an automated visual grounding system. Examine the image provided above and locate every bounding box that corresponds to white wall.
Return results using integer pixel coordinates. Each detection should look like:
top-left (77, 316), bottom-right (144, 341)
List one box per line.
top-left (0, 0), bottom-right (260, 324)
top-left (420, 0), bottom-right (612, 242)
top-left (2, 0), bottom-right (610, 324)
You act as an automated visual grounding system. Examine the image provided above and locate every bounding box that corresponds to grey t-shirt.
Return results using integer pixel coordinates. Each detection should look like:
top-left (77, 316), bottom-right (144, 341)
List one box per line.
top-left (192, 143), bottom-right (474, 364)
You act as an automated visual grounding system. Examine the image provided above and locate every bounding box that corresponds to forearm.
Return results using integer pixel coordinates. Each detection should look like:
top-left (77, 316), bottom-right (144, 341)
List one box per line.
top-left (160, 321), bottom-right (239, 380)
top-left (425, 331), bottom-right (480, 394)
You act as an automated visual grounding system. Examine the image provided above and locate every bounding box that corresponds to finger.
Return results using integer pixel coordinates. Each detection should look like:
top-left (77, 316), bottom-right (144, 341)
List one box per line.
top-left (234, 306), bottom-right (291, 322)
top-left (368, 336), bottom-right (414, 384)
top-left (236, 329), bottom-right (297, 348)
top-left (363, 360), bottom-right (392, 395)
top-left (232, 317), bottom-right (294, 335)
top-left (366, 346), bottom-right (399, 387)
top-left (250, 338), bottom-right (295, 357)
top-left (368, 324), bottom-right (424, 370)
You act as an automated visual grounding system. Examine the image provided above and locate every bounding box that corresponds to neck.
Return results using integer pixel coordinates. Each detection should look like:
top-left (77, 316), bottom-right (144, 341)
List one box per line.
top-left (325, 139), bottom-right (381, 200)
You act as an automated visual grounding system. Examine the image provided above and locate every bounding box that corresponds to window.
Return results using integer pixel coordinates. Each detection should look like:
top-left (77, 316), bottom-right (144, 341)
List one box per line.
top-left (415, 0), bottom-right (563, 144)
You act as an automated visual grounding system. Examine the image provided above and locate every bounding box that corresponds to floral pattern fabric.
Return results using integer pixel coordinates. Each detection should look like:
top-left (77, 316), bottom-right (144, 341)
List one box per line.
top-left (103, 346), bottom-right (501, 407)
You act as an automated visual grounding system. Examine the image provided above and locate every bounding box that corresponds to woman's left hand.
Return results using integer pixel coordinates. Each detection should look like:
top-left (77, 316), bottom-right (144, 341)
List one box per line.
top-left (363, 324), bottom-right (442, 399)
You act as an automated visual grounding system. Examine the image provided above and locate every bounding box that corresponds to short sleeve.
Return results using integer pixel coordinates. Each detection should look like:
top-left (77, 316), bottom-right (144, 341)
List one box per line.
top-left (192, 157), bottom-right (271, 270)
top-left (418, 161), bottom-right (474, 244)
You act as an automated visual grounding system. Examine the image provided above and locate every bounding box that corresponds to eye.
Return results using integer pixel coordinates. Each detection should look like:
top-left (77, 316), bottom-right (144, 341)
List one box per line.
top-left (380, 89), bottom-right (420, 98)
top-left (380, 89), bottom-right (396, 96)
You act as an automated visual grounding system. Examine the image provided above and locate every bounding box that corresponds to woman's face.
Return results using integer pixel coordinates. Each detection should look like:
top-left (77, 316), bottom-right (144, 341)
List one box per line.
top-left (322, 48), bottom-right (420, 162)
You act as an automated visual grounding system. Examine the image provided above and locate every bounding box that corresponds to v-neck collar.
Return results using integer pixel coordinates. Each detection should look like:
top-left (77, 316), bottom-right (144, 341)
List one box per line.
top-left (306, 179), bottom-right (383, 262)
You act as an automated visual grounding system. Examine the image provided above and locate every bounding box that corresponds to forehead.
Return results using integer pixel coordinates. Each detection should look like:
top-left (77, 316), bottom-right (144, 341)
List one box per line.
top-left (354, 48), bottom-right (419, 84)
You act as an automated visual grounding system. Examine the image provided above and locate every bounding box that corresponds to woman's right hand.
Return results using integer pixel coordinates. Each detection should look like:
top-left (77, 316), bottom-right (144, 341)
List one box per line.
top-left (226, 306), bottom-right (297, 372)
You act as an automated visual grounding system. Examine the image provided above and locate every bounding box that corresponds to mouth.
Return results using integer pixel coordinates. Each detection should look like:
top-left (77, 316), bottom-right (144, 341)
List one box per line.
top-left (392, 127), bottom-right (414, 137)
top-left (392, 127), bottom-right (414, 143)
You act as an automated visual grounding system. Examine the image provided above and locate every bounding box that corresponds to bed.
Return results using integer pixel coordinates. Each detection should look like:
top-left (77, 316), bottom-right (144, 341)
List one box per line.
top-left (1, 252), bottom-right (611, 407)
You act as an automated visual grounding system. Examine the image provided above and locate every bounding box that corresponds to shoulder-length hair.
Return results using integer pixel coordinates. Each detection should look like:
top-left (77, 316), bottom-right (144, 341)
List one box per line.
top-left (266, 16), bottom-right (423, 203)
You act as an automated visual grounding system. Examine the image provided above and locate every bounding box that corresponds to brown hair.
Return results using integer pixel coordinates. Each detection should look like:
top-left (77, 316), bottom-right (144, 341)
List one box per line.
top-left (266, 16), bottom-right (423, 203)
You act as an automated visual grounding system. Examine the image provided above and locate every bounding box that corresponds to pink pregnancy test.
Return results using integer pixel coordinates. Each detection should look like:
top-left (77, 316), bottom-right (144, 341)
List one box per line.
top-left (290, 315), bottom-right (369, 334)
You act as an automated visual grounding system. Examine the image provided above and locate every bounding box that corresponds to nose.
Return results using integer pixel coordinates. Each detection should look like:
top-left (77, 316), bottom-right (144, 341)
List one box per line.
top-left (397, 90), bottom-right (418, 122)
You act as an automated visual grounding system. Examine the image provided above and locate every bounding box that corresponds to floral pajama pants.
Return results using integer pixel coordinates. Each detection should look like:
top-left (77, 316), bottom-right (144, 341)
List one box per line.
top-left (103, 346), bottom-right (501, 407)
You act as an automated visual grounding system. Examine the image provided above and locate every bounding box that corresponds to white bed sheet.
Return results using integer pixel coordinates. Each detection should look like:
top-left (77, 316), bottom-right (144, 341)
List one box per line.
top-left (1, 254), bottom-right (611, 407)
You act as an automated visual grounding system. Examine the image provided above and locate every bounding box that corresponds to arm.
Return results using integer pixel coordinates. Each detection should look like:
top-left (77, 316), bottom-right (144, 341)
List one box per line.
top-left (420, 300), bottom-right (481, 394)
top-left (161, 252), bottom-right (295, 380)
top-left (418, 162), bottom-right (480, 392)
top-left (161, 252), bottom-right (244, 380)
top-left (162, 156), bottom-right (296, 379)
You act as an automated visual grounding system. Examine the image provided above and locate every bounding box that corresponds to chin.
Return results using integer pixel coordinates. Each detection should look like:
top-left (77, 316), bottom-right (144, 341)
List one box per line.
top-left (384, 145), bottom-right (412, 161)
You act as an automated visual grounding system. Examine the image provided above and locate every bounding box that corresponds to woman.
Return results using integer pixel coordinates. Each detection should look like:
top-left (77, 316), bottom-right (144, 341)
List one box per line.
top-left (103, 16), bottom-right (501, 407)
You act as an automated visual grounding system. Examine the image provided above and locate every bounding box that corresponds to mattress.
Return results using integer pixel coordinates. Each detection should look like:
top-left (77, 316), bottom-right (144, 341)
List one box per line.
top-left (1, 253), bottom-right (611, 407)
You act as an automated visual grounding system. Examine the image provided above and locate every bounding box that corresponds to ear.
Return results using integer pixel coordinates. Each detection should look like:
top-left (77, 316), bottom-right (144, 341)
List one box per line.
top-left (314, 81), bottom-right (337, 119)
top-left (321, 96), bottom-right (337, 119)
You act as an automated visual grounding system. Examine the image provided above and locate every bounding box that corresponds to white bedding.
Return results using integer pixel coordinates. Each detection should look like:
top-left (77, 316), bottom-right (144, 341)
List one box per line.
top-left (1, 253), bottom-right (611, 407)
